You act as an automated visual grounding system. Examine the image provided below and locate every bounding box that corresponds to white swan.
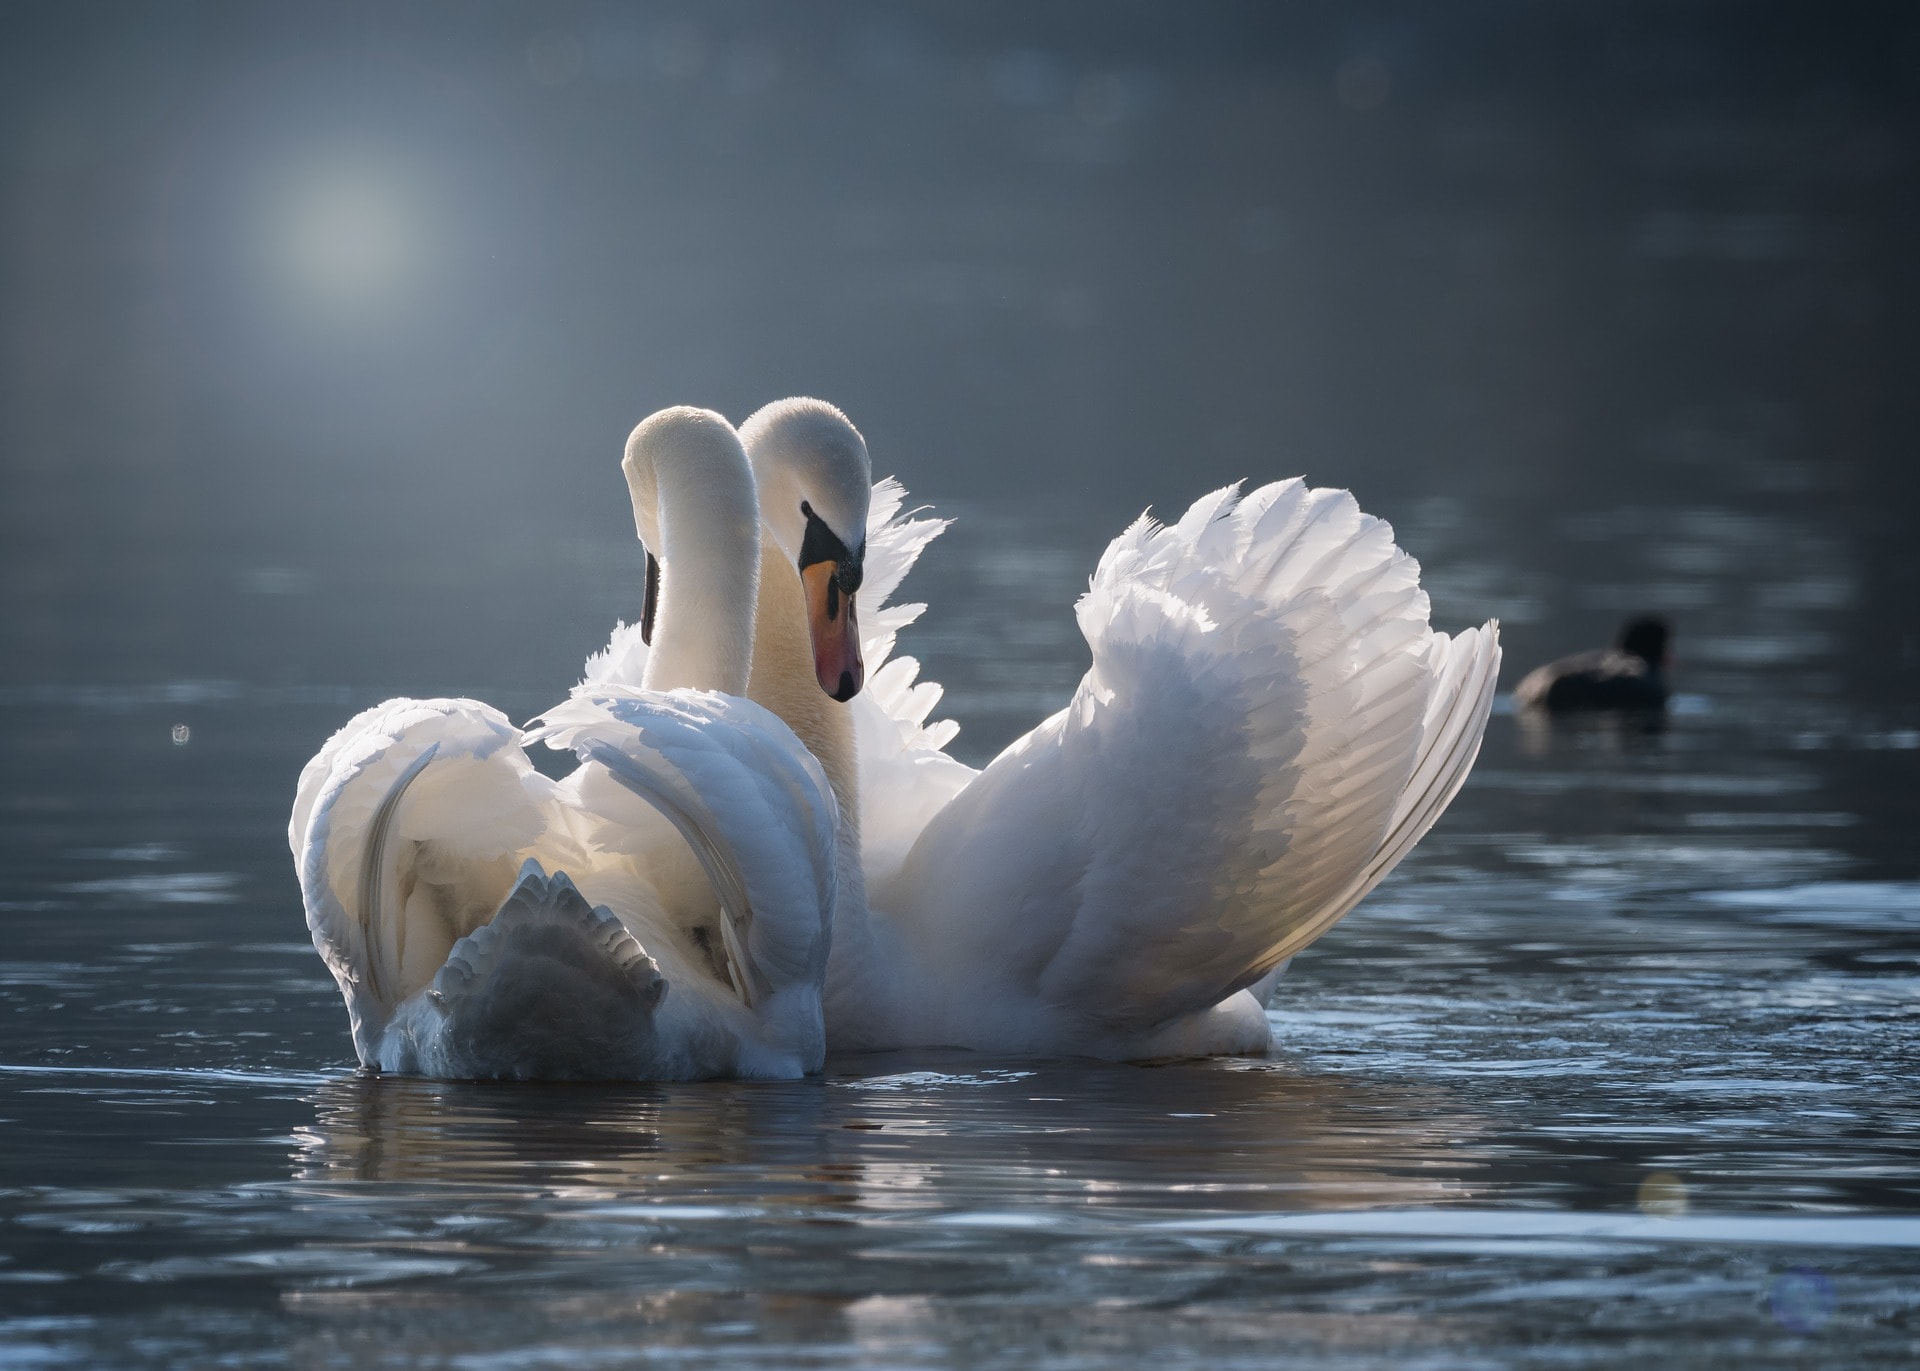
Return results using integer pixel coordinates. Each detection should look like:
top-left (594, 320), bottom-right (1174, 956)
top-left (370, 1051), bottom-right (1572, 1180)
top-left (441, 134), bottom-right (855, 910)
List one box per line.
top-left (289, 408), bottom-right (838, 1081)
top-left (724, 397), bottom-right (1503, 1058)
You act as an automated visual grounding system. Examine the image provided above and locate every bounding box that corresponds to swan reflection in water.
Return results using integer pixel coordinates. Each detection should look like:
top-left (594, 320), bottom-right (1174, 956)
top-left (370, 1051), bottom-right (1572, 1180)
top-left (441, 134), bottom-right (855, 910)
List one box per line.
top-left (280, 1065), bottom-right (1518, 1361)
top-left (290, 1054), bottom-right (1493, 1217)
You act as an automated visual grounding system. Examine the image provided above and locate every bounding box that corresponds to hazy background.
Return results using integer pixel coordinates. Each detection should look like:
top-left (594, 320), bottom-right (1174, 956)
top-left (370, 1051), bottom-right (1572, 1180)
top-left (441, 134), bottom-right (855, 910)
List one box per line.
top-left (3, 0), bottom-right (1916, 727)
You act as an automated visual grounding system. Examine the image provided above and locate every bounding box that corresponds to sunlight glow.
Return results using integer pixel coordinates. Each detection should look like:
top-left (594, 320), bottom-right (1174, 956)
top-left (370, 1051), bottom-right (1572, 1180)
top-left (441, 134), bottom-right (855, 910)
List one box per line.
top-left (267, 157), bottom-right (422, 319)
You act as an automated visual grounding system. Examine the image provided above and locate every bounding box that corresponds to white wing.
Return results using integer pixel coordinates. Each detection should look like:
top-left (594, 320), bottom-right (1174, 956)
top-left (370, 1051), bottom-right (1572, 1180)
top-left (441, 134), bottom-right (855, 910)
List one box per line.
top-left (884, 481), bottom-right (1500, 1039)
top-left (294, 698), bottom-right (553, 1060)
top-left (850, 477), bottom-right (978, 889)
top-left (529, 686), bottom-right (839, 1011)
top-left (296, 689), bottom-right (840, 1076)
top-left (581, 619), bottom-right (651, 690)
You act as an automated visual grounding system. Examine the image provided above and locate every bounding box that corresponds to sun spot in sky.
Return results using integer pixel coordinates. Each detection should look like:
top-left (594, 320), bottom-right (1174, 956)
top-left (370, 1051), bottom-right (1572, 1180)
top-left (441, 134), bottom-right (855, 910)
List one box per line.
top-left (267, 157), bottom-right (422, 318)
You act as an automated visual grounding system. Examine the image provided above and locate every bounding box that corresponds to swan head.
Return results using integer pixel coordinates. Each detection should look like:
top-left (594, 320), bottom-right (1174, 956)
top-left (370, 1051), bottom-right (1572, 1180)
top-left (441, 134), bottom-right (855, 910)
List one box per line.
top-left (740, 398), bottom-right (873, 703)
top-left (620, 406), bottom-right (761, 694)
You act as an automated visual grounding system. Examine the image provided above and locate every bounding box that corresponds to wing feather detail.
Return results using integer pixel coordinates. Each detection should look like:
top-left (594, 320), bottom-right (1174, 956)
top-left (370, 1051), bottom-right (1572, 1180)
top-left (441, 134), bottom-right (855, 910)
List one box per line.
top-left (851, 477), bottom-right (977, 890)
top-left (886, 481), bottom-right (1499, 1043)
top-left (294, 698), bottom-right (549, 1058)
top-left (529, 687), bottom-right (838, 1001)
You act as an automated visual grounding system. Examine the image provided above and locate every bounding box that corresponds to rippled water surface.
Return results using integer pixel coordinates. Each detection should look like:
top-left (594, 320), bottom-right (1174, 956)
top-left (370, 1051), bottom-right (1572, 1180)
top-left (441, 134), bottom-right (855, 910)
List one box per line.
top-left (5, 2), bottom-right (1920, 1365)
top-left (4, 474), bottom-right (1918, 1367)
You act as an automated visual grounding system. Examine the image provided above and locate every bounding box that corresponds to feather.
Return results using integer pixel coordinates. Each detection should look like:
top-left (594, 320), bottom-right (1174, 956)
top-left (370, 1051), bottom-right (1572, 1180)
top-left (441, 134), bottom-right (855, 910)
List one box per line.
top-left (840, 479), bottom-right (1499, 1057)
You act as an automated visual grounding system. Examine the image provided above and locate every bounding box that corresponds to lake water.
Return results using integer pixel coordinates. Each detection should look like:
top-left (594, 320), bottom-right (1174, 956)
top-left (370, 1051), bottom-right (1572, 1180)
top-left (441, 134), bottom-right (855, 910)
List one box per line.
top-left (3, 476), bottom-right (1918, 1366)
top-left (4, 2), bottom-right (1919, 1365)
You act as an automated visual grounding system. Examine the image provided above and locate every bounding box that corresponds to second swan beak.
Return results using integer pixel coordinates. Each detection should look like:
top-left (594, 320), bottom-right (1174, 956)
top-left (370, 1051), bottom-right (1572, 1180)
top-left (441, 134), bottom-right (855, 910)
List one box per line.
top-left (802, 560), bottom-right (864, 702)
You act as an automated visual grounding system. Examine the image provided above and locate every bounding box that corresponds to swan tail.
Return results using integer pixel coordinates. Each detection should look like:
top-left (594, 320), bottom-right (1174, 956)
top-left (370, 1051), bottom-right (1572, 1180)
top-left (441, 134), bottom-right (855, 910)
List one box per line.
top-left (529, 687), bottom-right (837, 1014)
top-left (386, 860), bottom-right (669, 1080)
top-left (294, 698), bottom-right (548, 1062)
top-left (895, 481), bottom-right (1499, 1045)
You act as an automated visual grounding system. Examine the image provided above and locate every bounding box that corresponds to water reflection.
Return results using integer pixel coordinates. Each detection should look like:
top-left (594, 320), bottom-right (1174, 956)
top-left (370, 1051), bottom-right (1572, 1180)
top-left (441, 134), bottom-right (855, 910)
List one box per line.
top-left (292, 1057), bottom-right (1495, 1217)
top-left (1512, 701), bottom-right (1670, 759)
top-left (294, 1074), bottom-right (832, 1194)
top-left (8, 1054), bottom-right (1869, 1366)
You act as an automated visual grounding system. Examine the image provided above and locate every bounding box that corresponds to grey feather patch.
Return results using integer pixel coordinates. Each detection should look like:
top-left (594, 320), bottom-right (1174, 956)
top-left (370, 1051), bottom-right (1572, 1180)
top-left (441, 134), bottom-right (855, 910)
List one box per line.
top-left (424, 860), bottom-right (670, 1081)
top-left (432, 859), bottom-right (666, 1012)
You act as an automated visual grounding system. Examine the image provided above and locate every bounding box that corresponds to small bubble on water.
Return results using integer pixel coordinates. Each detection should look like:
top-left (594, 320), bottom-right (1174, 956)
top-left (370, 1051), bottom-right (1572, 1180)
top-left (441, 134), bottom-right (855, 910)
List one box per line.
top-left (171, 724), bottom-right (191, 746)
top-left (1637, 1170), bottom-right (1689, 1217)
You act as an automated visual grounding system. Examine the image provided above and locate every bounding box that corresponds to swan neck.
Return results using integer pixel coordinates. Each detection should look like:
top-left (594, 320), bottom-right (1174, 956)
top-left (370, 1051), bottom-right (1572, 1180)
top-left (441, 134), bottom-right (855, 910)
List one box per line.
top-left (745, 522), bottom-right (875, 1033)
top-left (635, 437), bottom-right (760, 696)
top-left (747, 531), bottom-right (861, 852)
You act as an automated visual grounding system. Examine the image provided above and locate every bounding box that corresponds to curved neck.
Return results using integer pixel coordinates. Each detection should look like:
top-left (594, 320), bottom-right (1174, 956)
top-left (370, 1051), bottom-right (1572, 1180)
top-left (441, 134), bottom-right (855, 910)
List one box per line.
top-left (747, 534), bottom-right (860, 831)
top-left (626, 421), bottom-right (761, 696)
top-left (747, 535), bottom-right (885, 1029)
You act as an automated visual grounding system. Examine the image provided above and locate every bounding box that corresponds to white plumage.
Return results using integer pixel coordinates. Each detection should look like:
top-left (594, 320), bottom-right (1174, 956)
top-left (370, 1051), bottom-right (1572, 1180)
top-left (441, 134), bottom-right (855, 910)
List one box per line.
top-left (300, 393), bottom-right (1499, 1073)
top-left (732, 401), bottom-right (1501, 1059)
top-left (289, 408), bottom-right (839, 1081)
top-left (865, 481), bottom-right (1497, 1055)
top-left (290, 690), bottom-right (837, 1079)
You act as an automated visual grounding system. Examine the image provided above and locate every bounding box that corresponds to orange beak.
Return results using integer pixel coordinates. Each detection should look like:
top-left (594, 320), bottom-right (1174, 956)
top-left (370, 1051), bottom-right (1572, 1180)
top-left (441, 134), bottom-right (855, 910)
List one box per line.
top-left (801, 561), bottom-right (865, 702)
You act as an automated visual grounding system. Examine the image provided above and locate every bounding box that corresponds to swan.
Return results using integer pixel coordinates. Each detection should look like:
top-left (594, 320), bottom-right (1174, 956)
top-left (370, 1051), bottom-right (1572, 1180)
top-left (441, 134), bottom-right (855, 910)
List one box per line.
top-left (721, 397), bottom-right (1503, 1058)
top-left (289, 408), bottom-right (838, 1081)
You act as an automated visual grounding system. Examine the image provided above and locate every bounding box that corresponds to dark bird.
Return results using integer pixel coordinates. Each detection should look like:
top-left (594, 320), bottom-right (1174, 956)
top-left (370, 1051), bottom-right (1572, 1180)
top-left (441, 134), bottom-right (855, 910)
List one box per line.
top-left (1513, 616), bottom-right (1671, 713)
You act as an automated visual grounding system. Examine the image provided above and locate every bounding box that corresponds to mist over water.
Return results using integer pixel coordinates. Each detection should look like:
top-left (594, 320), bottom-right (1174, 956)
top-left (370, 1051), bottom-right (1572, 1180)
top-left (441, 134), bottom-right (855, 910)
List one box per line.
top-left (3, 2), bottom-right (1918, 1366)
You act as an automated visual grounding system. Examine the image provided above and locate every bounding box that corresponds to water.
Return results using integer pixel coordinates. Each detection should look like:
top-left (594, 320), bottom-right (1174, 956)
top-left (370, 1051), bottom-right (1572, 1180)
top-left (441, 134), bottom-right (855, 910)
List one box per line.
top-left (4, 2), bottom-right (1919, 1365)
top-left (3, 483), bottom-right (1917, 1365)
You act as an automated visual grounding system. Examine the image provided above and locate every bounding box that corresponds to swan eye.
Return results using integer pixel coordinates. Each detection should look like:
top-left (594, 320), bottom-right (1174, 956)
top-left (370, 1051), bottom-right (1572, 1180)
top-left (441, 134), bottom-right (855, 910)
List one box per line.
top-left (798, 501), bottom-right (863, 591)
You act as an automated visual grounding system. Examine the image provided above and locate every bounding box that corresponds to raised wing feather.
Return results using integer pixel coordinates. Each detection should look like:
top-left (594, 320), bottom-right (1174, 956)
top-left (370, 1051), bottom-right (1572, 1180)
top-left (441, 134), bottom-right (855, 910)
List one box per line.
top-left (298, 687), bottom-right (840, 1072)
top-left (849, 477), bottom-right (977, 888)
top-left (296, 698), bottom-right (550, 1057)
top-left (581, 619), bottom-right (651, 690)
top-left (889, 481), bottom-right (1499, 1041)
top-left (530, 687), bottom-right (838, 1002)
top-left (1297, 621), bottom-right (1501, 949)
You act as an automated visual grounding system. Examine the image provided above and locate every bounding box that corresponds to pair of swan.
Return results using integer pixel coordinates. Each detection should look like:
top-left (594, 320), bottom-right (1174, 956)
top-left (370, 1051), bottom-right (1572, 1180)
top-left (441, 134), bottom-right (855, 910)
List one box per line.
top-left (290, 409), bottom-right (840, 1080)
top-left (290, 399), bottom-right (1501, 1078)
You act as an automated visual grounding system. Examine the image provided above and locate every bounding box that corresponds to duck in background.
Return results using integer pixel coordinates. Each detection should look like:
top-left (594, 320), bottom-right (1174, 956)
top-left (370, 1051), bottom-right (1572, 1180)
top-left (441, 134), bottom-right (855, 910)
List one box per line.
top-left (1513, 615), bottom-right (1672, 713)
